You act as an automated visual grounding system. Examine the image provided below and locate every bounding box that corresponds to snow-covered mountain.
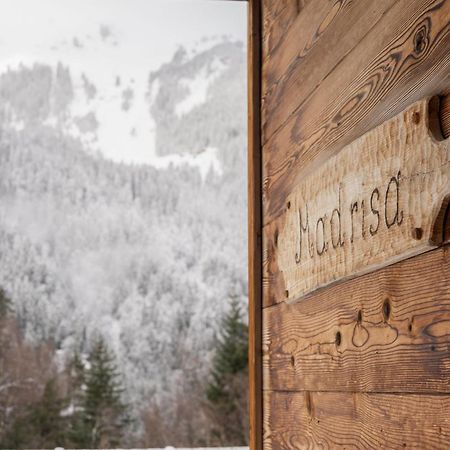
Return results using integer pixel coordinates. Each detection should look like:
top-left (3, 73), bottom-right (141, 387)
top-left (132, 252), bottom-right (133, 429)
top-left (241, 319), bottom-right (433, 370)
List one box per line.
top-left (0, 31), bottom-right (247, 427)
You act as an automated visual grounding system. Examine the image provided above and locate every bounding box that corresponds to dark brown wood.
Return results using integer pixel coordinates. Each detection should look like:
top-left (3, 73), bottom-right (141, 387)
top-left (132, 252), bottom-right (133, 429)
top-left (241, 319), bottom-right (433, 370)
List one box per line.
top-left (248, 1), bottom-right (262, 449)
top-left (262, 0), bottom-right (450, 225)
top-left (263, 245), bottom-right (450, 392)
top-left (264, 390), bottom-right (450, 449)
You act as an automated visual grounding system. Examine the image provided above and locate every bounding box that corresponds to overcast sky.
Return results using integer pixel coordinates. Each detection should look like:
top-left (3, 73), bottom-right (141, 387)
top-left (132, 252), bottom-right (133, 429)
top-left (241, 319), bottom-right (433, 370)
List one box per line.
top-left (0, 0), bottom-right (247, 72)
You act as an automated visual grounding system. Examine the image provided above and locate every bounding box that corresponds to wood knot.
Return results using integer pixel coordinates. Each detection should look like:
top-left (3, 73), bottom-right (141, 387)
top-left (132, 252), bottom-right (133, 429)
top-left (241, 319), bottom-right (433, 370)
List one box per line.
top-left (412, 227), bottom-right (423, 240)
top-left (335, 331), bottom-right (342, 346)
top-left (414, 26), bottom-right (428, 54)
top-left (383, 299), bottom-right (391, 321)
top-left (286, 201), bottom-right (291, 210)
top-left (274, 229), bottom-right (279, 247)
top-left (412, 111), bottom-right (420, 124)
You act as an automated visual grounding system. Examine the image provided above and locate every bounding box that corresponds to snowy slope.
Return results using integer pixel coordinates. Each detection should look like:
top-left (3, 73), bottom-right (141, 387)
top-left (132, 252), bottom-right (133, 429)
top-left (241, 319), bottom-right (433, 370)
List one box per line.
top-left (0, 38), bottom-right (247, 431)
top-left (0, 22), bottom-right (230, 178)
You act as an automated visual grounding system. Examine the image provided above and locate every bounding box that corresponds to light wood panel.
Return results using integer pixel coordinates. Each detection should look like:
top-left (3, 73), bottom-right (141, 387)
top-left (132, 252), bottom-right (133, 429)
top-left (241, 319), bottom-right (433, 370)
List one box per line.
top-left (278, 98), bottom-right (450, 301)
top-left (264, 390), bottom-right (450, 449)
top-left (263, 245), bottom-right (450, 392)
top-left (262, 0), bottom-right (450, 225)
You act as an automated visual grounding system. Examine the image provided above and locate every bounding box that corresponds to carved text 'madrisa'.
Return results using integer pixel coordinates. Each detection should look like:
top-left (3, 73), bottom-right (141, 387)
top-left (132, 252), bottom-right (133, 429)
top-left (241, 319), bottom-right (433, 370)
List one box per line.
top-left (294, 171), bottom-right (404, 263)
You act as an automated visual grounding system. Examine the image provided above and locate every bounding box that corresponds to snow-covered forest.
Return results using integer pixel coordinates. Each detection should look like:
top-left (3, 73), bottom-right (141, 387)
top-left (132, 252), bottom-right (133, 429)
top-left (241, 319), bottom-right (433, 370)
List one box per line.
top-left (0, 13), bottom-right (247, 447)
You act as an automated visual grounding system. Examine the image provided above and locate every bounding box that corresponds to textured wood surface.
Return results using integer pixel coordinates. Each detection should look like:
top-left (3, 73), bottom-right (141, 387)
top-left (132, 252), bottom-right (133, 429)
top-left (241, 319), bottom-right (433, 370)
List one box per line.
top-left (262, 0), bottom-right (303, 63)
top-left (264, 390), bottom-right (450, 449)
top-left (248, 1), bottom-right (262, 450)
top-left (261, 0), bottom-right (450, 447)
top-left (262, 0), bottom-right (450, 225)
top-left (263, 245), bottom-right (450, 392)
top-left (277, 99), bottom-right (450, 301)
top-left (262, 0), bottom-right (392, 142)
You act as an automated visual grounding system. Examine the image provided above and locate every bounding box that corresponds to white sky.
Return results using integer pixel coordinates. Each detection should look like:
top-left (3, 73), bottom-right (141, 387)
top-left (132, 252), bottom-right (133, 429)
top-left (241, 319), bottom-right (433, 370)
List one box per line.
top-left (0, 0), bottom-right (247, 164)
top-left (0, 0), bottom-right (247, 73)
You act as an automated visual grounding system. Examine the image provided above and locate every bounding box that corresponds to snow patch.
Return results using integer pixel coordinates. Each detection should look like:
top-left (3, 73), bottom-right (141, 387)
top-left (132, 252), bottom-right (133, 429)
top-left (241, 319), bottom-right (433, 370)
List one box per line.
top-left (175, 56), bottom-right (227, 117)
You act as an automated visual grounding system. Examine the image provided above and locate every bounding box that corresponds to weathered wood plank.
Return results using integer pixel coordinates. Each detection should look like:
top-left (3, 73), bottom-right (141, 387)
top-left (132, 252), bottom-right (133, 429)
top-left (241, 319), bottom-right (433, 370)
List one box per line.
top-left (264, 390), bottom-right (450, 449)
top-left (261, 0), bottom-right (347, 97)
top-left (262, 0), bottom-right (450, 225)
top-left (262, 217), bottom-right (287, 308)
top-left (262, 0), bottom-right (394, 143)
top-left (263, 98), bottom-right (450, 306)
top-left (263, 245), bottom-right (450, 392)
top-left (262, 0), bottom-right (302, 64)
top-left (278, 98), bottom-right (450, 301)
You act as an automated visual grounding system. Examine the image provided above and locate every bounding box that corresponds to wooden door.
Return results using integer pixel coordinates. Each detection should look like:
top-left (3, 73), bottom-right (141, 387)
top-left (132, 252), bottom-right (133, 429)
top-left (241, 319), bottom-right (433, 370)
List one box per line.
top-left (249, 0), bottom-right (450, 448)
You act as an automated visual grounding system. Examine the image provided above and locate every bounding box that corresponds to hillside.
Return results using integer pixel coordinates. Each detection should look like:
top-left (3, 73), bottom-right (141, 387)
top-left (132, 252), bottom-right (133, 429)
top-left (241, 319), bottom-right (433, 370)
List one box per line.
top-left (0, 39), bottom-right (247, 442)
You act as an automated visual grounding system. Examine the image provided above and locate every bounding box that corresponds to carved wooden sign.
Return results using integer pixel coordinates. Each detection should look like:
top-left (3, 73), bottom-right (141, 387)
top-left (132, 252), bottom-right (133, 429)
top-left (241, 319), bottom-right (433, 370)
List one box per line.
top-left (280, 98), bottom-right (450, 302)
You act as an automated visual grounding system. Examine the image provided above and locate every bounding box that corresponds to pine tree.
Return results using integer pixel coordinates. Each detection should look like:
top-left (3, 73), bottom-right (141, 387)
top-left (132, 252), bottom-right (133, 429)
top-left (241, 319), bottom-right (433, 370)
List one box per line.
top-left (0, 379), bottom-right (68, 448)
top-left (28, 379), bottom-right (68, 446)
top-left (71, 337), bottom-right (128, 448)
top-left (206, 297), bottom-right (248, 445)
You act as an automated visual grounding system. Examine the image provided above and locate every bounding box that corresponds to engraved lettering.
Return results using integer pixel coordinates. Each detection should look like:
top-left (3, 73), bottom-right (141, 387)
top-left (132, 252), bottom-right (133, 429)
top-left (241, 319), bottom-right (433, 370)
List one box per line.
top-left (385, 171), bottom-right (403, 228)
top-left (350, 201), bottom-right (358, 243)
top-left (316, 216), bottom-right (327, 256)
top-left (295, 204), bottom-right (312, 263)
top-left (331, 186), bottom-right (344, 249)
top-left (370, 188), bottom-right (380, 236)
top-left (361, 199), bottom-right (366, 239)
top-left (291, 172), bottom-right (405, 264)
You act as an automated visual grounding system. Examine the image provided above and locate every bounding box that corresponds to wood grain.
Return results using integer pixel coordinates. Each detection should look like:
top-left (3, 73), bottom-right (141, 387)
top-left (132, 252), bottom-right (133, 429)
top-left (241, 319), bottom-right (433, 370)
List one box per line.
top-left (277, 99), bottom-right (450, 301)
top-left (261, 0), bottom-right (348, 97)
top-left (262, 216), bottom-right (287, 309)
top-left (263, 245), bottom-right (450, 392)
top-left (262, 0), bottom-right (303, 63)
top-left (248, 1), bottom-right (262, 449)
top-left (264, 390), bottom-right (450, 449)
top-left (262, 0), bottom-right (450, 225)
top-left (262, 0), bottom-right (394, 143)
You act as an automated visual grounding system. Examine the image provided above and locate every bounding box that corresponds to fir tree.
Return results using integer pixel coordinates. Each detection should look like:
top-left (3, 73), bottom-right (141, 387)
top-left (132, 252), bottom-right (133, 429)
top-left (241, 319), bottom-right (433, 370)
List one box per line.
top-left (71, 337), bottom-right (128, 448)
top-left (0, 379), bottom-right (68, 448)
top-left (206, 297), bottom-right (248, 445)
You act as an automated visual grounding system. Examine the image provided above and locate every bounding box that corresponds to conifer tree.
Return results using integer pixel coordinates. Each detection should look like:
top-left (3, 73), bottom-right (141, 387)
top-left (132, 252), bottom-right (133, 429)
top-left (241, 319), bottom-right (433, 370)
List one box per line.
top-left (206, 297), bottom-right (248, 445)
top-left (71, 337), bottom-right (128, 448)
top-left (0, 379), bottom-right (68, 448)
